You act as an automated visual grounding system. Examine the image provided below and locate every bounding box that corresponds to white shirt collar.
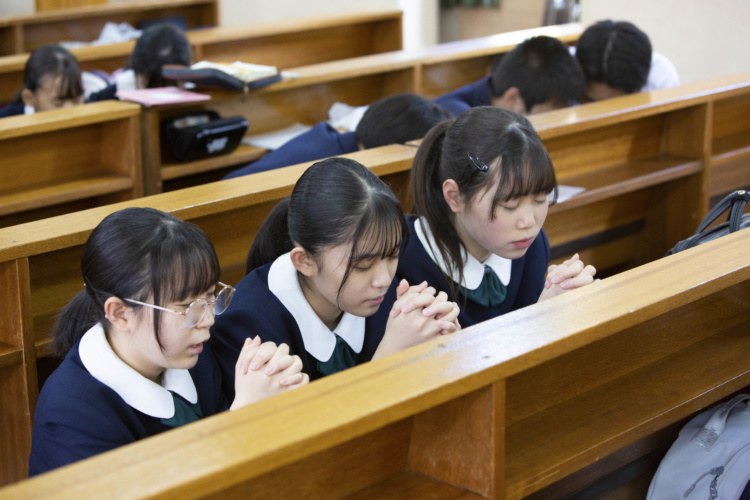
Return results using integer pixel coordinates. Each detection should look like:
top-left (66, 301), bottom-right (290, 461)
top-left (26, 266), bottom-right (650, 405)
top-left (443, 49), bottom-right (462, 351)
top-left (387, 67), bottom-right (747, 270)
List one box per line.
top-left (115, 69), bottom-right (137, 92)
top-left (267, 252), bottom-right (365, 362)
top-left (23, 105), bottom-right (34, 115)
top-left (415, 217), bottom-right (511, 290)
top-left (78, 323), bottom-right (198, 419)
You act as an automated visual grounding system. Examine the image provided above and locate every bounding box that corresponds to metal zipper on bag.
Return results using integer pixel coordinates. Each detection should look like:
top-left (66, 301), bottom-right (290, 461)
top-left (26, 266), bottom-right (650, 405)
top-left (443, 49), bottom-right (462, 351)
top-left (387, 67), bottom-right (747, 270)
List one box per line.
top-left (683, 442), bottom-right (750, 498)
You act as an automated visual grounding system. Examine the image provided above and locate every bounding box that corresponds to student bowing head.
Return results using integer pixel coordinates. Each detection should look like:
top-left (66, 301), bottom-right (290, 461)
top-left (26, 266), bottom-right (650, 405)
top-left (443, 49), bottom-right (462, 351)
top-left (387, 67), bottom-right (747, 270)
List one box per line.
top-left (21, 44), bottom-right (84, 113)
top-left (410, 106), bottom-right (595, 305)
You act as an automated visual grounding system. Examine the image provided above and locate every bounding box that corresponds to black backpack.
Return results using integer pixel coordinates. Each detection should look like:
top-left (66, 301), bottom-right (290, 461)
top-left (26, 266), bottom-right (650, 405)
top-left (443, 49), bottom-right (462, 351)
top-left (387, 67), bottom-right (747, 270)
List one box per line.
top-left (665, 189), bottom-right (750, 256)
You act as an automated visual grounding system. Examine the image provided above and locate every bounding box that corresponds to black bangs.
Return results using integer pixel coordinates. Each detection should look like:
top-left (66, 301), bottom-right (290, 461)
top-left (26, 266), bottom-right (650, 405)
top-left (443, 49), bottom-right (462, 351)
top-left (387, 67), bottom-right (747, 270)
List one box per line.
top-left (55, 67), bottom-right (84, 100)
top-left (484, 128), bottom-right (558, 216)
top-left (152, 221), bottom-right (221, 307)
top-left (337, 191), bottom-right (408, 300)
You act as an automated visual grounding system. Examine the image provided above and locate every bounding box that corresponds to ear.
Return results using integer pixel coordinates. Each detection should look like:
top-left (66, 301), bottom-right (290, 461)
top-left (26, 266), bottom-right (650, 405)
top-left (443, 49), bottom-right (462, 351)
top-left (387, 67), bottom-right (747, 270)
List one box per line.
top-left (104, 296), bottom-right (134, 333)
top-left (498, 87), bottom-right (527, 115)
top-left (20, 88), bottom-right (35, 107)
top-left (442, 179), bottom-right (464, 214)
top-left (290, 246), bottom-right (316, 277)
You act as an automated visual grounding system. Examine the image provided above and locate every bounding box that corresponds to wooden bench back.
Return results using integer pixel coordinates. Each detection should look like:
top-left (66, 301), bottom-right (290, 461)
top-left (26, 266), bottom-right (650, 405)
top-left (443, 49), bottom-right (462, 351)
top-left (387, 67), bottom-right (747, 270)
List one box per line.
top-left (1, 228), bottom-right (748, 499)
top-left (0, 9), bottom-right (403, 105)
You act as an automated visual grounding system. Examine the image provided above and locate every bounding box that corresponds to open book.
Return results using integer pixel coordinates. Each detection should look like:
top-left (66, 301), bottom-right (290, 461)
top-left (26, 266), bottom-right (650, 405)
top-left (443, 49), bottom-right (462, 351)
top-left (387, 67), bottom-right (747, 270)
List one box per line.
top-left (162, 61), bottom-right (282, 92)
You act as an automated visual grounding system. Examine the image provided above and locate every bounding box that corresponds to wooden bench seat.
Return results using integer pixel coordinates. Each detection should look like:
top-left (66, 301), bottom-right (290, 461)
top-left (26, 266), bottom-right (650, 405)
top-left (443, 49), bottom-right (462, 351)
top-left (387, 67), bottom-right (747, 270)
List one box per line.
top-left (0, 100), bottom-right (143, 228)
top-left (137, 22), bottom-right (584, 193)
top-left (0, 0), bottom-right (218, 55)
top-left (0, 9), bottom-right (404, 105)
top-left (0, 228), bottom-right (747, 498)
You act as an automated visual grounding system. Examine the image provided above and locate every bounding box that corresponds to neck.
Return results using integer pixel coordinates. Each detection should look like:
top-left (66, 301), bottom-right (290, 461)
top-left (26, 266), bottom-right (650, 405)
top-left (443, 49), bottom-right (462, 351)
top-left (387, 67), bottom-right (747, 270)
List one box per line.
top-left (106, 329), bottom-right (164, 383)
top-left (453, 215), bottom-right (492, 263)
top-left (298, 274), bottom-right (343, 331)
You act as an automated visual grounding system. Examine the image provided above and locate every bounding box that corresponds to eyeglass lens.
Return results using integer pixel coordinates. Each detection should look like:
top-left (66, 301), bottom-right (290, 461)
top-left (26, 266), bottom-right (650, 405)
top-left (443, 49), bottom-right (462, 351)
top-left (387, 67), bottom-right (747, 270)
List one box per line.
top-left (183, 286), bottom-right (235, 327)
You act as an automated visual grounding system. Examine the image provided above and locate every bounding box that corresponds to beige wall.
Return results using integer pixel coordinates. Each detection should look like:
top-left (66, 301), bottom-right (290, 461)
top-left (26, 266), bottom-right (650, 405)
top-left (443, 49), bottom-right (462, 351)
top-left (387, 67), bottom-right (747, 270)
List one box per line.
top-left (580, 0), bottom-right (750, 85)
top-left (218, 0), bottom-right (399, 26)
top-left (440, 0), bottom-right (545, 43)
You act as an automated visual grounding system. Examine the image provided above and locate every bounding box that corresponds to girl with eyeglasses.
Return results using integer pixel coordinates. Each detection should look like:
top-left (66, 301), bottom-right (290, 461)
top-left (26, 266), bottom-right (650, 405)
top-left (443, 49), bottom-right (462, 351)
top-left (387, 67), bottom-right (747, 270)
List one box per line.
top-left (210, 157), bottom-right (461, 386)
top-left (399, 106), bottom-right (597, 328)
top-left (29, 207), bottom-right (307, 476)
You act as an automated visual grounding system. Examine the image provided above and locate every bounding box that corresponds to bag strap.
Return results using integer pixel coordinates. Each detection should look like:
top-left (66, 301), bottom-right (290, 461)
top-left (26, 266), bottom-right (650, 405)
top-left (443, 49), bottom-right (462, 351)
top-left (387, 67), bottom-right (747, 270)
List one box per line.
top-left (691, 394), bottom-right (750, 451)
top-left (728, 189), bottom-right (750, 233)
top-left (695, 190), bottom-right (747, 234)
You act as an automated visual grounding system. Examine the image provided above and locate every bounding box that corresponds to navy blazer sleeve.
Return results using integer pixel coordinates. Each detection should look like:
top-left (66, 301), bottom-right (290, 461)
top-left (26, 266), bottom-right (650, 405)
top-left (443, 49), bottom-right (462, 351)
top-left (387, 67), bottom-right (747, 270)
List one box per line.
top-left (223, 122), bottom-right (359, 179)
top-left (0, 102), bottom-right (25, 118)
top-left (433, 75), bottom-right (493, 117)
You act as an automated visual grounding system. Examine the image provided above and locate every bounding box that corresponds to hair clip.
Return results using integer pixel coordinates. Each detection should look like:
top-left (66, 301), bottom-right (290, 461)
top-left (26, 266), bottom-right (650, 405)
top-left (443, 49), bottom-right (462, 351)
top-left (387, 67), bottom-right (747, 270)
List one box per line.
top-left (467, 153), bottom-right (489, 172)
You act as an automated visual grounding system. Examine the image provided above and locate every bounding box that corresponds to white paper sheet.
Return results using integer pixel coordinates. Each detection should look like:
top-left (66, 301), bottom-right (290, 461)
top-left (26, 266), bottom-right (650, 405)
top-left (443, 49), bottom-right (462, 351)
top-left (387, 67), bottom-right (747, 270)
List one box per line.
top-left (555, 185), bottom-right (586, 204)
top-left (241, 123), bottom-right (312, 150)
top-left (328, 102), bottom-right (369, 132)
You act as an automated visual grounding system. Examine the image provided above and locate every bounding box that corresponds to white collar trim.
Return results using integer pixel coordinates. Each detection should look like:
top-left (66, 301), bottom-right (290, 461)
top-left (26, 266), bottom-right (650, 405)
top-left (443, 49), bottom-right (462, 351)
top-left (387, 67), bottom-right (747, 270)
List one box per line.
top-left (268, 252), bottom-right (365, 361)
top-left (78, 323), bottom-right (198, 418)
top-left (415, 217), bottom-right (511, 290)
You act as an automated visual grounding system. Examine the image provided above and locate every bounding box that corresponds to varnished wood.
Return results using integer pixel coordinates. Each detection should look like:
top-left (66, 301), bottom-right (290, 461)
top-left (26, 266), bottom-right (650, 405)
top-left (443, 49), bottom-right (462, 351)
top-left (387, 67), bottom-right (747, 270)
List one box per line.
top-left (408, 382), bottom-right (505, 498)
top-left (0, 259), bottom-right (36, 485)
top-left (35, 0), bottom-right (107, 12)
top-left (0, 229), bottom-right (747, 498)
top-left (0, 9), bottom-right (403, 103)
top-left (0, 101), bottom-right (142, 227)
top-left (0, 0), bottom-right (218, 54)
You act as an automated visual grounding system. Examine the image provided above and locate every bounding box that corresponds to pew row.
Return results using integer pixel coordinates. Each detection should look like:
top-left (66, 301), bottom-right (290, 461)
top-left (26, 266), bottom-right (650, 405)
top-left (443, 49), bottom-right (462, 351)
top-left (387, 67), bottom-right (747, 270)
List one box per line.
top-left (1, 228), bottom-right (748, 499)
top-left (0, 100), bottom-right (143, 229)
top-left (136, 22), bottom-right (584, 193)
top-left (0, 9), bottom-right (404, 105)
top-left (0, 98), bottom-right (721, 483)
top-left (0, 0), bottom-right (218, 56)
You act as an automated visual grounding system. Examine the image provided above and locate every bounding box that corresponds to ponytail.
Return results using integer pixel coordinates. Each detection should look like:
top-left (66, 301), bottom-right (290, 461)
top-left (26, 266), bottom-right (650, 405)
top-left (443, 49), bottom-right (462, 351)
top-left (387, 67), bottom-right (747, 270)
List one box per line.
top-left (409, 107), bottom-right (557, 297)
top-left (51, 289), bottom-right (101, 357)
top-left (246, 197), bottom-right (292, 274)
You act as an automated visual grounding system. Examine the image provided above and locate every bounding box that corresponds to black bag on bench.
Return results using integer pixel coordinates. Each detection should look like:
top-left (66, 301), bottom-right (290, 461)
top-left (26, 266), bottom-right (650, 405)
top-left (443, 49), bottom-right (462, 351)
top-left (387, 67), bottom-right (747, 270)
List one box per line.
top-left (665, 189), bottom-right (750, 256)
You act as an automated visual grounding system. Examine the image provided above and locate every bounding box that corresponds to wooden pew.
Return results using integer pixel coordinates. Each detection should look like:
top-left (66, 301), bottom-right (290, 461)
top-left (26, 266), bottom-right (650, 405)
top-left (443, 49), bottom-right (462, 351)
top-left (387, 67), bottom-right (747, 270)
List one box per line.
top-left (0, 10), bottom-right (404, 105)
top-left (135, 22), bottom-right (584, 193)
top-left (0, 100), bottom-right (143, 229)
top-left (1, 70), bottom-right (749, 485)
top-left (1, 228), bottom-right (748, 499)
top-left (0, 0), bottom-right (218, 56)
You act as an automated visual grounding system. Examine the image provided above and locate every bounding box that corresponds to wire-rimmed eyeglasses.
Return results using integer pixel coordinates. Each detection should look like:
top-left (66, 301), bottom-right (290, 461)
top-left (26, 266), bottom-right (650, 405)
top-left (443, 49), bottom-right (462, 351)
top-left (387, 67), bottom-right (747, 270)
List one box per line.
top-left (124, 282), bottom-right (235, 328)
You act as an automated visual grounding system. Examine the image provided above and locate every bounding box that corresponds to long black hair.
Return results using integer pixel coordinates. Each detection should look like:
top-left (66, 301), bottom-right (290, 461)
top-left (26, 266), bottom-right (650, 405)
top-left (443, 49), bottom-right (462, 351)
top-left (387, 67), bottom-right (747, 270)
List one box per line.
top-left (247, 157), bottom-right (408, 301)
top-left (410, 106), bottom-right (557, 297)
top-left (12, 44), bottom-right (82, 105)
top-left (53, 207), bottom-right (220, 356)
top-left (129, 23), bottom-right (192, 88)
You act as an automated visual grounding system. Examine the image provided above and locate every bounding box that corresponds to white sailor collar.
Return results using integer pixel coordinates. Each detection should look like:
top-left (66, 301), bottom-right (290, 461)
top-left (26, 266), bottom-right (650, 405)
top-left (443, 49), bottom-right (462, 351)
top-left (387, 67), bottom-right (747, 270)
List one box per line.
top-left (268, 252), bottom-right (365, 362)
top-left (78, 323), bottom-right (198, 419)
top-left (415, 217), bottom-right (511, 291)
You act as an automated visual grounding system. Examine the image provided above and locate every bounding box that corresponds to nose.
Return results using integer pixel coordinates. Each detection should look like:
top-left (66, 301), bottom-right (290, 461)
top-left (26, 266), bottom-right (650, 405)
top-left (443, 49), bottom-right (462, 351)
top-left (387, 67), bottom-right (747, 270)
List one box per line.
top-left (516, 206), bottom-right (535, 229)
top-left (371, 259), bottom-right (393, 289)
top-left (197, 304), bottom-right (216, 329)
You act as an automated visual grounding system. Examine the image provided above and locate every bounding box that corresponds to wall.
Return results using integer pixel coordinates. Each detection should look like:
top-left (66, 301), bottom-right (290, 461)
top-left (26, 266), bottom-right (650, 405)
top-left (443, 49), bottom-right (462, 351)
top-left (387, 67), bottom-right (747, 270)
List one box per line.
top-left (440, 0), bottom-right (545, 43)
top-left (218, 0), bottom-right (399, 26)
top-left (580, 0), bottom-right (750, 85)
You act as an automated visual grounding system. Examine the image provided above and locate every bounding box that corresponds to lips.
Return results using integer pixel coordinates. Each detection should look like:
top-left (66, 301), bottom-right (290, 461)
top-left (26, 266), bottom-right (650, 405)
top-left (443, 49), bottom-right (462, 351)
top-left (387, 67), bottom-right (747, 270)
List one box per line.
top-left (512, 237), bottom-right (535, 249)
top-left (367, 295), bottom-right (385, 306)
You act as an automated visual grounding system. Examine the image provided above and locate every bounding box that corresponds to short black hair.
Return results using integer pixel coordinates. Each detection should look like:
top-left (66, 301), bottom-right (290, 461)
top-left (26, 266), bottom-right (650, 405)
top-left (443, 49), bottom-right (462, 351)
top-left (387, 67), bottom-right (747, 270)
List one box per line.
top-left (575, 20), bottom-right (652, 94)
top-left (130, 23), bottom-right (192, 88)
top-left (23, 44), bottom-right (83, 99)
top-left (490, 36), bottom-right (585, 111)
top-left (355, 93), bottom-right (453, 149)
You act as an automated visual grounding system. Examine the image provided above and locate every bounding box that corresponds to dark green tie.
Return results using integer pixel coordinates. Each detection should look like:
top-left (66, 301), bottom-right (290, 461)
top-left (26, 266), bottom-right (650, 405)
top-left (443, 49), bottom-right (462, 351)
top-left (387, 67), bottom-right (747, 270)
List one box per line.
top-left (317, 334), bottom-right (357, 377)
top-left (460, 265), bottom-right (507, 307)
top-left (160, 391), bottom-right (203, 428)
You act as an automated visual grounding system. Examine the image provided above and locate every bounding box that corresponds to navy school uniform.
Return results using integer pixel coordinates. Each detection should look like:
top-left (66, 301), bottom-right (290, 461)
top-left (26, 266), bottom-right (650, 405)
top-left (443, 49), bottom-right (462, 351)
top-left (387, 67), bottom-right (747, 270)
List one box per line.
top-left (223, 122), bottom-right (358, 179)
top-left (433, 75), bottom-right (492, 117)
top-left (397, 216), bottom-right (549, 328)
top-left (209, 252), bottom-right (395, 395)
top-left (0, 102), bottom-right (26, 118)
top-left (86, 83), bottom-right (118, 103)
top-left (29, 323), bottom-right (228, 476)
